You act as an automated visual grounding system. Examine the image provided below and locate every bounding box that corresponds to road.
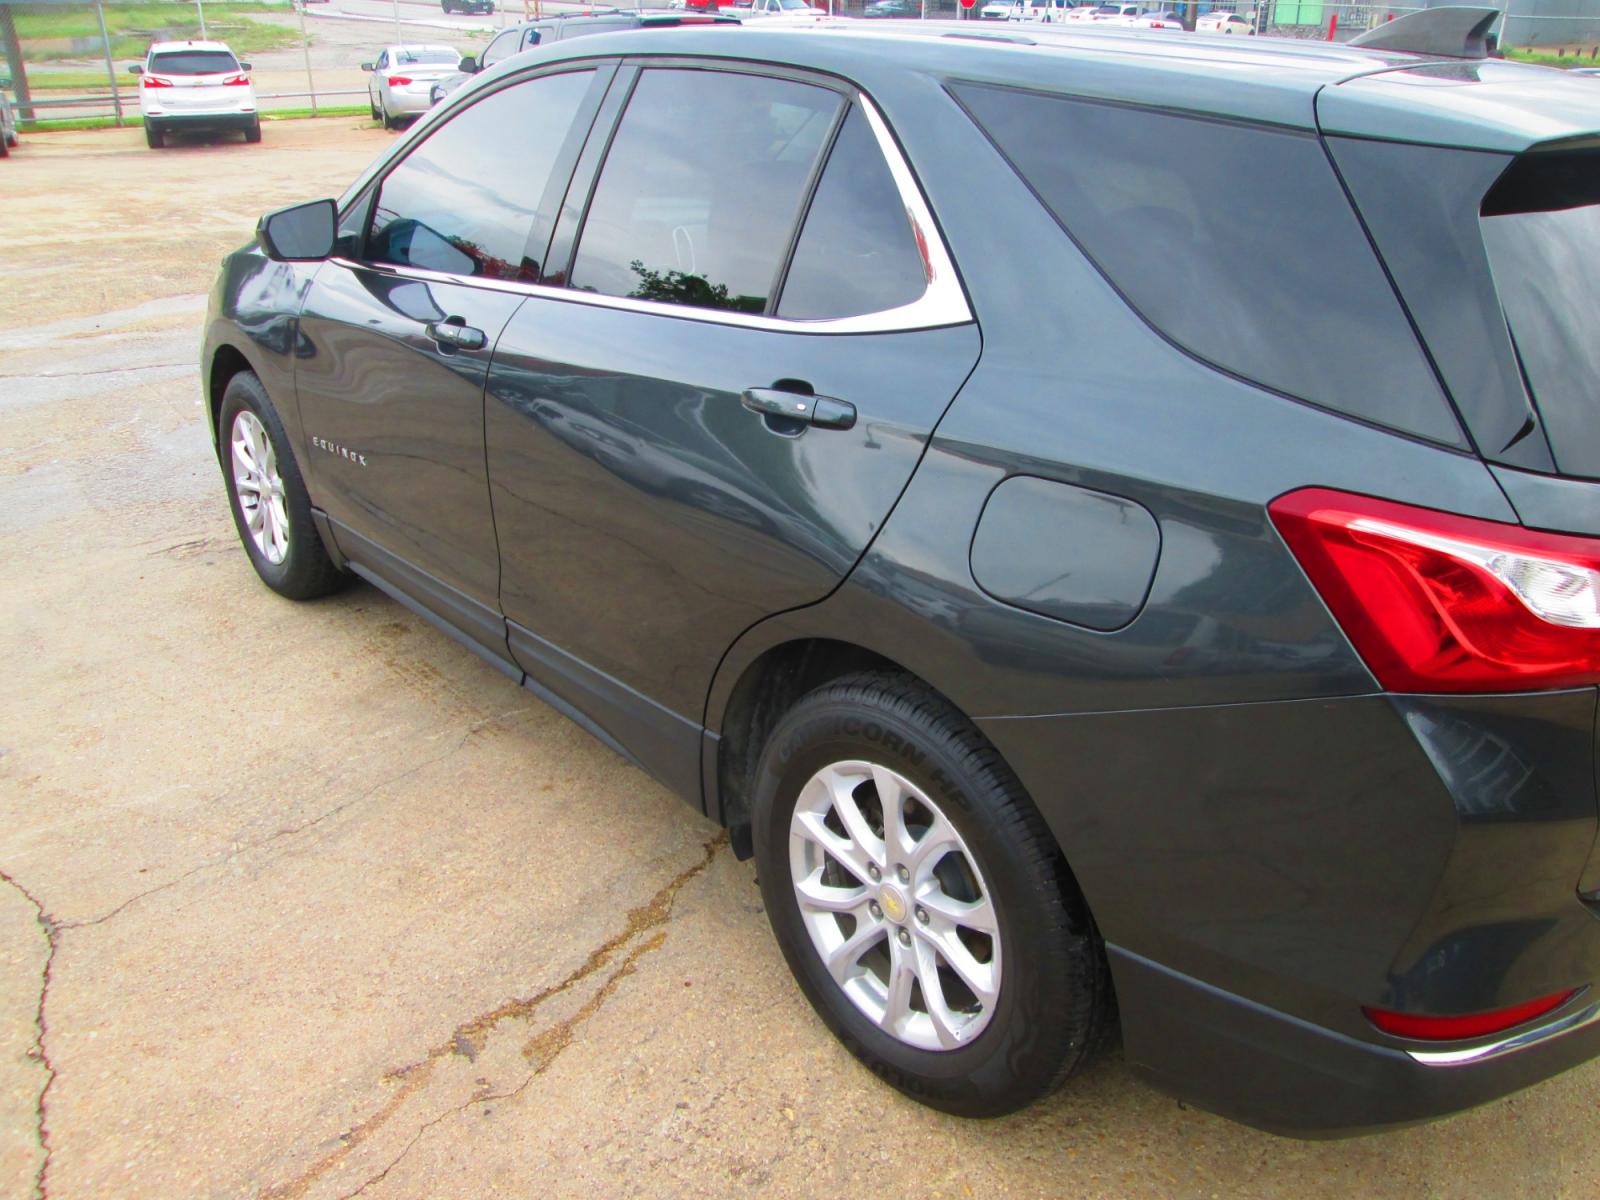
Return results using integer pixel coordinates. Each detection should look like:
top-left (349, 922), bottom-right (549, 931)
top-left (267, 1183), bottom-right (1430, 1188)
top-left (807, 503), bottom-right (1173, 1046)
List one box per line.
top-left (2, 118), bottom-right (1599, 1200)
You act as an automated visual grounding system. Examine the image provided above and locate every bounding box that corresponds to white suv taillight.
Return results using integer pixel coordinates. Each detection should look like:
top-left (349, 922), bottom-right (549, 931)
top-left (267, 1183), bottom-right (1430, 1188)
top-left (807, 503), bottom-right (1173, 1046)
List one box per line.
top-left (1269, 487), bottom-right (1600, 693)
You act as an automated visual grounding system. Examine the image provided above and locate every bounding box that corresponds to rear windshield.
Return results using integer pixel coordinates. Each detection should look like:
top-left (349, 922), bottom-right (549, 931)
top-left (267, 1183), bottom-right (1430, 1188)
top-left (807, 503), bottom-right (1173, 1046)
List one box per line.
top-left (393, 48), bottom-right (459, 65)
top-left (148, 50), bottom-right (238, 76)
top-left (1480, 149), bottom-right (1600, 478)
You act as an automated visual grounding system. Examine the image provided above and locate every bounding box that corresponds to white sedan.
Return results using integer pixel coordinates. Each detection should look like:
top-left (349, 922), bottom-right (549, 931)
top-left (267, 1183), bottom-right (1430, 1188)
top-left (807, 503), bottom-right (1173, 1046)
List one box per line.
top-left (1197, 11), bottom-right (1254, 33)
top-left (363, 45), bottom-right (462, 129)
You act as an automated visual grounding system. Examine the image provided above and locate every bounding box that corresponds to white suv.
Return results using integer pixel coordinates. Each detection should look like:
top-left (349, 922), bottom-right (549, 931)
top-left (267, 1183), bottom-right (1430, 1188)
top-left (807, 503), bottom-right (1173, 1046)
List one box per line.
top-left (132, 40), bottom-right (259, 149)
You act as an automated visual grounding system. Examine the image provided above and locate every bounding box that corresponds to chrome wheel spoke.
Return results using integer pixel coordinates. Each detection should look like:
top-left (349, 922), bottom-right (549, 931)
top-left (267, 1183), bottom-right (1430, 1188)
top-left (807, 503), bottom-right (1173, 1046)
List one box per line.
top-left (229, 410), bottom-right (289, 565)
top-left (825, 913), bottom-right (885, 983)
top-left (795, 866), bottom-right (867, 915)
top-left (789, 758), bottom-right (1001, 1053)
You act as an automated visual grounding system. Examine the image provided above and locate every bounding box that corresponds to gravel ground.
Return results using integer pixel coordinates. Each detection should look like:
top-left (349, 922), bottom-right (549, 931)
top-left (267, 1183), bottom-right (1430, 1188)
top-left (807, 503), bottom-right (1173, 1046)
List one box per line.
top-left (3, 119), bottom-right (1600, 1200)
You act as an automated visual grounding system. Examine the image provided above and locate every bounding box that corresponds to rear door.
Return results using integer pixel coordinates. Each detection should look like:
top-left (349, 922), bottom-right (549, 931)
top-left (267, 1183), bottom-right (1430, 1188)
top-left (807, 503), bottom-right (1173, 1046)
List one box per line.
top-left (295, 65), bottom-right (609, 655)
top-left (483, 64), bottom-right (980, 793)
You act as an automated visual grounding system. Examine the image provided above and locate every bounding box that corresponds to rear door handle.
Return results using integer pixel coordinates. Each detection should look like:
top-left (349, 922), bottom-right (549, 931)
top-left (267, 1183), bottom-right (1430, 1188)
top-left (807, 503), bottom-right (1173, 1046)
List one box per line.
top-left (741, 387), bottom-right (856, 431)
top-left (426, 319), bottom-right (487, 351)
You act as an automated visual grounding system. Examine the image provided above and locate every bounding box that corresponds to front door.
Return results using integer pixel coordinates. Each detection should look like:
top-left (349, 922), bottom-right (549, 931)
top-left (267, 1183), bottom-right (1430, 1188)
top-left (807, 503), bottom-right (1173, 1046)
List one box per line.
top-left (484, 67), bottom-right (980, 794)
top-left (293, 65), bottom-right (607, 651)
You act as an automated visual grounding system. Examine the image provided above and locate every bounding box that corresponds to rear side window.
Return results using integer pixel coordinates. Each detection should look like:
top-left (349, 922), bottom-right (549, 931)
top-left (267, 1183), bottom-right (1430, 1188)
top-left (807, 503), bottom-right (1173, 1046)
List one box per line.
top-left (777, 106), bottom-right (929, 320)
top-left (953, 83), bottom-right (1458, 444)
top-left (570, 69), bottom-right (841, 314)
top-left (1480, 149), bottom-right (1600, 478)
top-left (367, 69), bottom-right (594, 280)
top-left (149, 50), bottom-right (238, 76)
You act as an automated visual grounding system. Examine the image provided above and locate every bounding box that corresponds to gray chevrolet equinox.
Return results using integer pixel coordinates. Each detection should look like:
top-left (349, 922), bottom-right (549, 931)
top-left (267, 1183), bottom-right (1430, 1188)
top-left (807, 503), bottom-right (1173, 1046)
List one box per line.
top-left (202, 13), bottom-right (1600, 1135)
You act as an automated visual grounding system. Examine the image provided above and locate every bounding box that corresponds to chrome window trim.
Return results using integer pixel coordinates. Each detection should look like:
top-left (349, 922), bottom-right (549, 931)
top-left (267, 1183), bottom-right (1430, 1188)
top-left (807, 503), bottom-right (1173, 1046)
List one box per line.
top-left (1404, 991), bottom-right (1600, 1067)
top-left (338, 92), bottom-right (971, 336)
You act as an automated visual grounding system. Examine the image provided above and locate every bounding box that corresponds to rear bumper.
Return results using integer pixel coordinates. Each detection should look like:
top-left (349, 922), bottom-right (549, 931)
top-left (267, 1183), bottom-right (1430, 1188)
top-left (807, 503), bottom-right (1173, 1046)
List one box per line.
top-left (146, 112), bottom-right (257, 131)
top-left (979, 688), bottom-right (1600, 1134)
top-left (385, 89), bottom-right (437, 116)
top-left (1114, 946), bottom-right (1600, 1136)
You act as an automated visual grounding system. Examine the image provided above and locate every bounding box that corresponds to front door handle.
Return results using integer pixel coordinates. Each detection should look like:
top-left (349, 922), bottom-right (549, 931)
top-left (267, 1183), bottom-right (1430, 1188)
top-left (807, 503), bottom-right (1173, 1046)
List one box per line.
top-left (426, 319), bottom-right (487, 351)
top-left (741, 387), bottom-right (856, 431)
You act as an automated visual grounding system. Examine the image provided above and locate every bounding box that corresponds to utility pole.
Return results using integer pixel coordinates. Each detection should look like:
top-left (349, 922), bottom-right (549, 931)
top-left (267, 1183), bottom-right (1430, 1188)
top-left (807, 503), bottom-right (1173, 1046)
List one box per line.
top-left (196, 0), bottom-right (209, 38)
top-left (96, 2), bottom-right (123, 126)
top-left (0, 4), bottom-right (32, 122)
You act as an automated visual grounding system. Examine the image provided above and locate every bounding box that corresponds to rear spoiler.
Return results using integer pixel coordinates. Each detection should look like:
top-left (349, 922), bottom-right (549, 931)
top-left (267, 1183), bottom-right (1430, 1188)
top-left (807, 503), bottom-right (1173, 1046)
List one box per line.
top-left (1348, 6), bottom-right (1500, 59)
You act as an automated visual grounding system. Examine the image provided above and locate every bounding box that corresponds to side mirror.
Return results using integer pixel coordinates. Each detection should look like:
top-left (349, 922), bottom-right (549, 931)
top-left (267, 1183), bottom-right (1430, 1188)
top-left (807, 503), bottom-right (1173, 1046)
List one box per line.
top-left (239, 61), bottom-right (252, 71)
top-left (129, 64), bottom-right (144, 75)
top-left (459, 56), bottom-right (478, 74)
top-left (360, 62), bottom-right (374, 72)
top-left (258, 199), bottom-right (338, 262)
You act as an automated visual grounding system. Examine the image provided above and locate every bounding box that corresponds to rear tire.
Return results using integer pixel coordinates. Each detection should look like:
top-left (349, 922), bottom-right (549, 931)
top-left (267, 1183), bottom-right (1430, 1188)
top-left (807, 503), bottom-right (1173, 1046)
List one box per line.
top-left (751, 671), bottom-right (1113, 1117)
top-left (244, 116), bottom-right (261, 144)
top-left (144, 122), bottom-right (163, 149)
top-left (219, 371), bottom-right (349, 602)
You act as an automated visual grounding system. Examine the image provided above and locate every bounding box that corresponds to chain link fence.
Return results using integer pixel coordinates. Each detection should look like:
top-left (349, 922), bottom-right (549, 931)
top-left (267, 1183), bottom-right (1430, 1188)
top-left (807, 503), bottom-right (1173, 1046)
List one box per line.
top-left (1, 0), bottom-right (1596, 130)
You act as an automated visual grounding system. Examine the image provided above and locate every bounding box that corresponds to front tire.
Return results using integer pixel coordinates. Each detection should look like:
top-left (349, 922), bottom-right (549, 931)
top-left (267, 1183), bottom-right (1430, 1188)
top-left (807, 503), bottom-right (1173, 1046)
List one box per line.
top-left (219, 371), bottom-right (348, 601)
top-left (751, 671), bottom-right (1112, 1117)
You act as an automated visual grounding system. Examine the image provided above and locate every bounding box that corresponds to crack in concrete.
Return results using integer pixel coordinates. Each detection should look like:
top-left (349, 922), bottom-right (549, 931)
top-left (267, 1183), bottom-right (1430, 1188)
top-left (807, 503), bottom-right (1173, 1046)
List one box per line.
top-left (268, 834), bottom-right (725, 1200)
top-left (61, 711), bottom-right (520, 933)
top-left (0, 868), bottom-right (60, 1200)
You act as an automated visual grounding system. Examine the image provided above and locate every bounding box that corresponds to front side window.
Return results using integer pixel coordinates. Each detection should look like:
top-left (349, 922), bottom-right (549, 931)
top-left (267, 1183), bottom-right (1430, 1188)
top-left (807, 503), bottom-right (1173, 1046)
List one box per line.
top-left (366, 70), bottom-right (594, 280)
top-left (150, 50), bottom-right (239, 76)
top-left (481, 29), bottom-right (521, 68)
top-left (777, 106), bottom-right (928, 320)
top-left (569, 69), bottom-right (840, 314)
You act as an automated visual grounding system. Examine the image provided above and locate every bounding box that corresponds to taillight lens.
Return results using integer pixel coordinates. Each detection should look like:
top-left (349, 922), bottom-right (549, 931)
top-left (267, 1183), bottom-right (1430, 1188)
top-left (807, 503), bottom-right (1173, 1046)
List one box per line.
top-left (1269, 487), bottom-right (1600, 693)
top-left (222, 73), bottom-right (251, 87)
top-left (141, 75), bottom-right (173, 89)
top-left (387, 76), bottom-right (412, 87)
top-left (1365, 989), bottom-right (1577, 1041)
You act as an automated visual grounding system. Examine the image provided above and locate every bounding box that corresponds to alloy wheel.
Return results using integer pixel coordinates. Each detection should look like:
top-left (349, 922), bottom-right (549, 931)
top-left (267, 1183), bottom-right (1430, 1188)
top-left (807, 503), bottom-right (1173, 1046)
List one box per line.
top-left (788, 759), bottom-right (1001, 1051)
top-left (230, 409), bottom-right (289, 564)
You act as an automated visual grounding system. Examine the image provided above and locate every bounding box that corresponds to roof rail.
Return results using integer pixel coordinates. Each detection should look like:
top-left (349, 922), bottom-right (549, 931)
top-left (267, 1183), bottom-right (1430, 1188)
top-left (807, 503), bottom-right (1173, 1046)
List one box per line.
top-left (943, 31), bottom-right (1038, 46)
top-left (1347, 6), bottom-right (1501, 59)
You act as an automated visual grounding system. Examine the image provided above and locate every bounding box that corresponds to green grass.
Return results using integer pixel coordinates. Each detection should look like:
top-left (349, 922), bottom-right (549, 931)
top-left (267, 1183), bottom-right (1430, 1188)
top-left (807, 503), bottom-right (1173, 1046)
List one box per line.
top-left (1507, 49), bottom-right (1600, 68)
top-left (25, 104), bottom-right (370, 131)
top-left (15, 2), bottom-right (300, 62)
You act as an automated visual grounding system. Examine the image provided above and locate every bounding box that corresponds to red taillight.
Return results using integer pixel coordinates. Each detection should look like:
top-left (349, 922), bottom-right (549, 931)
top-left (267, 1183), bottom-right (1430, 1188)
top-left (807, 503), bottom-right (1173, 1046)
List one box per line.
top-left (387, 75), bottom-right (412, 87)
top-left (141, 75), bottom-right (173, 89)
top-left (222, 73), bottom-right (251, 87)
top-left (1269, 487), bottom-right (1600, 693)
top-left (1364, 989), bottom-right (1577, 1041)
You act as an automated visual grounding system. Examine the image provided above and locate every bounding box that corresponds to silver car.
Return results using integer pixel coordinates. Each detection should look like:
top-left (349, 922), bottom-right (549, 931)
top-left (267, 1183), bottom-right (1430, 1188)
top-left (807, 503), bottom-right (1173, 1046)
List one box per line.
top-left (0, 75), bottom-right (18, 158)
top-left (363, 45), bottom-right (462, 129)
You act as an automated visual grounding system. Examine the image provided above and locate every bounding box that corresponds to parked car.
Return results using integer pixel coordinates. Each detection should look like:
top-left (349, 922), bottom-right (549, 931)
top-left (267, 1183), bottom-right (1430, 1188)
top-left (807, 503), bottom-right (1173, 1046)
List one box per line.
top-left (742, 0), bottom-right (829, 16)
top-left (430, 12), bottom-right (742, 105)
top-left (863, 0), bottom-right (920, 15)
top-left (1064, 3), bottom-right (1119, 19)
top-left (1197, 10), bottom-right (1253, 33)
top-left (979, 0), bottom-right (1014, 17)
top-left (362, 44), bottom-right (462, 128)
top-left (130, 40), bottom-right (258, 149)
top-left (0, 74), bottom-right (17, 158)
top-left (207, 19), bottom-right (1600, 1137)
top-left (442, 0), bottom-right (495, 12)
top-left (1009, 0), bottom-right (1068, 21)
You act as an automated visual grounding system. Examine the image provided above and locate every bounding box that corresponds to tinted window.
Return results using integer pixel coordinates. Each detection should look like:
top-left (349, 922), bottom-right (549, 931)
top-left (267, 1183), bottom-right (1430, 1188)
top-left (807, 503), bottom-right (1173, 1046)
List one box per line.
top-left (392, 47), bottom-right (459, 66)
top-left (149, 50), bottom-right (238, 76)
top-left (570, 69), bottom-right (840, 314)
top-left (367, 70), bottom-right (594, 280)
top-left (778, 106), bottom-right (927, 320)
top-left (481, 29), bottom-right (522, 67)
top-left (954, 85), bottom-right (1456, 443)
top-left (1481, 149), bottom-right (1600, 477)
